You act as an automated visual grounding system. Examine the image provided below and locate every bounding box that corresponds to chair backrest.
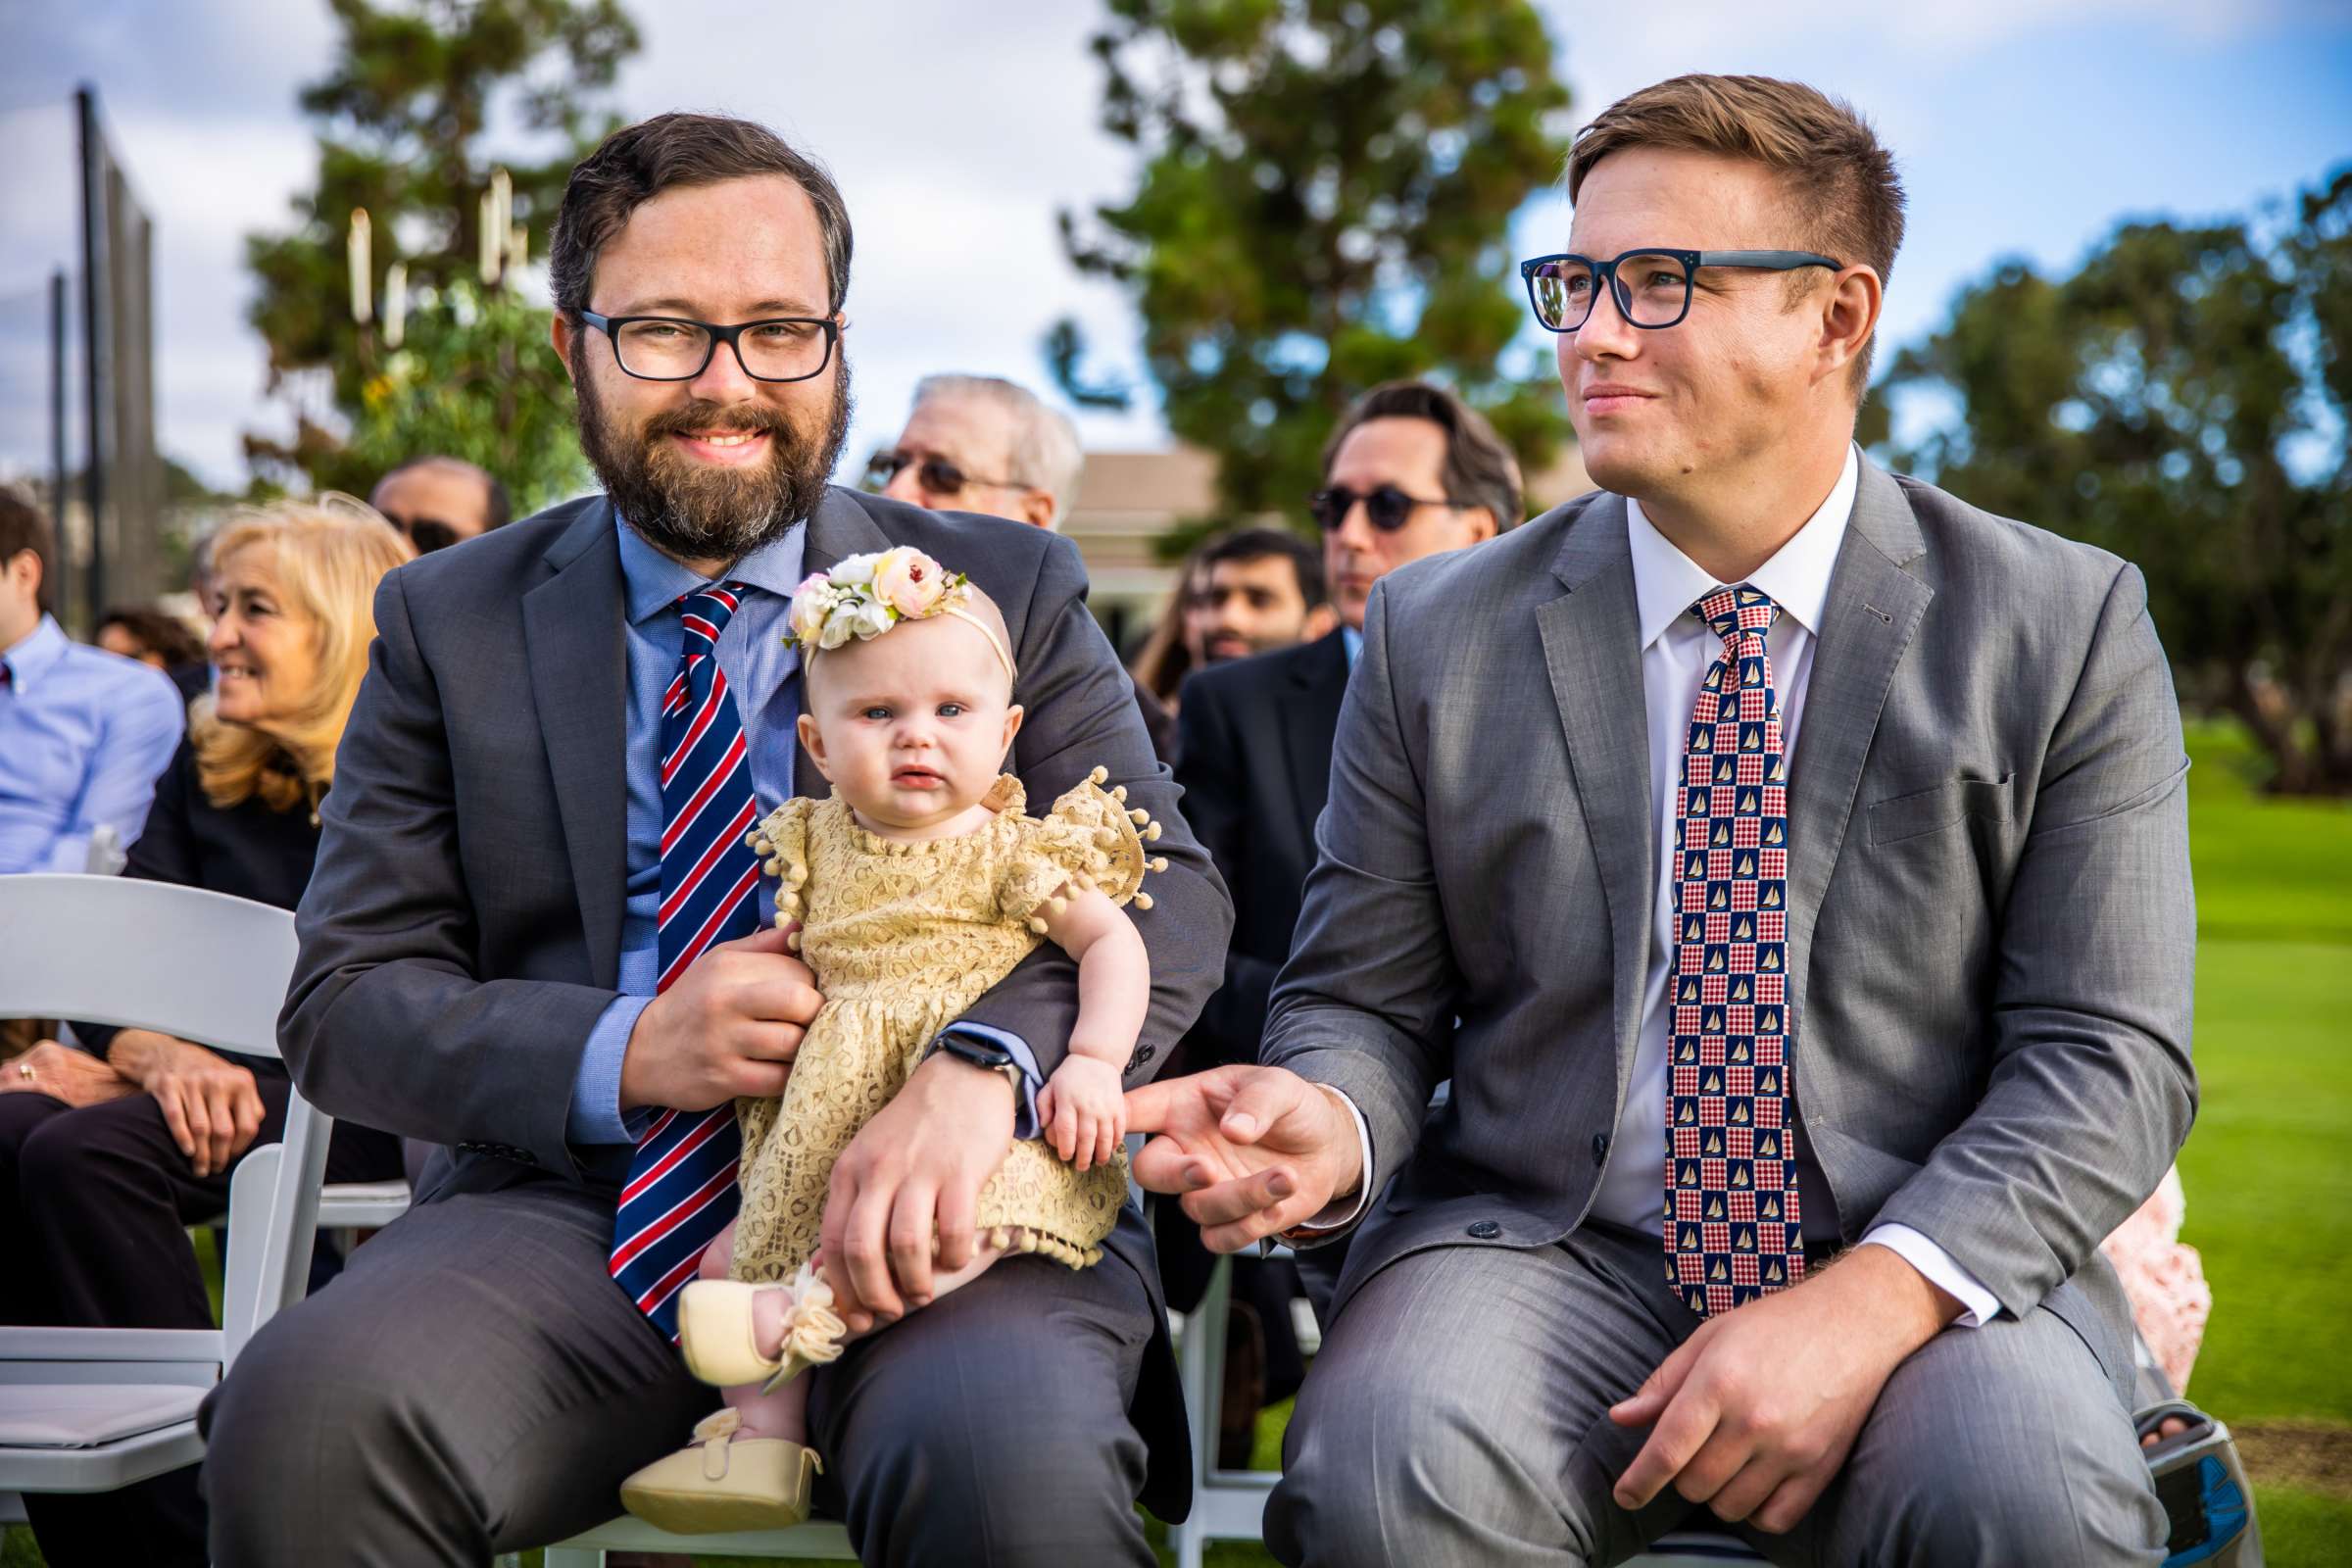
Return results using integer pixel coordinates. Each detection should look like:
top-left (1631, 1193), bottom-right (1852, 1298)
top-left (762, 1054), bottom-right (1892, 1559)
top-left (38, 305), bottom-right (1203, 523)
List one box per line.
top-left (0, 873), bottom-right (332, 1355)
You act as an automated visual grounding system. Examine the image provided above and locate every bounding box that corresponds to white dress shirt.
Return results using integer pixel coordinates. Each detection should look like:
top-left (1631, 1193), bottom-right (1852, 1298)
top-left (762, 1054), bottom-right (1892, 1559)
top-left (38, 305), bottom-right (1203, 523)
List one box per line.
top-left (1303, 447), bottom-right (2000, 1326)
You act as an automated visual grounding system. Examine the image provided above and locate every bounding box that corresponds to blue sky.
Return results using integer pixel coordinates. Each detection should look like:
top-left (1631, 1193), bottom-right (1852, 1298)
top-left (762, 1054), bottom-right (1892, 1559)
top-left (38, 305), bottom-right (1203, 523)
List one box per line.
top-left (1, 0), bottom-right (2346, 496)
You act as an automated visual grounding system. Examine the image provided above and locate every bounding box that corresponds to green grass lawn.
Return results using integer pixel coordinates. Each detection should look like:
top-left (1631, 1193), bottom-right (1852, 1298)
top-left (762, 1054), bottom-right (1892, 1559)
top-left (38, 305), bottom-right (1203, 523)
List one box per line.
top-left (10, 719), bottom-right (2345, 1567)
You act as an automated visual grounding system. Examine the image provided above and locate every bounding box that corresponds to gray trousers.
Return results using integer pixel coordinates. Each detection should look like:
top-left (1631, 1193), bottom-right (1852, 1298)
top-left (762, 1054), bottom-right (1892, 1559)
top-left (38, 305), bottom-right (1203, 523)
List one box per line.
top-left (1267, 1224), bottom-right (2167, 1567)
top-left (199, 1180), bottom-right (1158, 1566)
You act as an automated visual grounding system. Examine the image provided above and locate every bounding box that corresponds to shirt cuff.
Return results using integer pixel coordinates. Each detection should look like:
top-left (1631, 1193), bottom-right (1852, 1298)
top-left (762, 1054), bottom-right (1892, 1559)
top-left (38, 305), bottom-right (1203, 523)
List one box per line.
top-left (1284, 1085), bottom-right (1375, 1239)
top-left (932, 1022), bottom-right (1043, 1140)
top-left (1860, 1223), bottom-right (2002, 1327)
top-left (569, 994), bottom-right (652, 1148)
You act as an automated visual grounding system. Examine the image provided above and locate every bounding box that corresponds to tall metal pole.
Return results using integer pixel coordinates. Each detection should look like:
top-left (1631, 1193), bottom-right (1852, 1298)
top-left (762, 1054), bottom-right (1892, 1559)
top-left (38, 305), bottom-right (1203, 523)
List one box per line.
top-left (77, 82), bottom-right (109, 631)
top-left (49, 270), bottom-right (68, 541)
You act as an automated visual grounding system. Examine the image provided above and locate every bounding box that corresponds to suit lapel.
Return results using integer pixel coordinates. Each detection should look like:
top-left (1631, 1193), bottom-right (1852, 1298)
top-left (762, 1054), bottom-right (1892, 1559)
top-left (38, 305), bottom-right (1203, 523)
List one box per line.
top-left (521, 499), bottom-right (629, 988)
top-left (1534, 494), bottom-right (1654, 1092)
top-left (1783, 462), bottom-right (1933, 1035)
top-left (791, 489), bottom-right (893, 799)
top-left (1281, 632), bottom-right (1350, 848)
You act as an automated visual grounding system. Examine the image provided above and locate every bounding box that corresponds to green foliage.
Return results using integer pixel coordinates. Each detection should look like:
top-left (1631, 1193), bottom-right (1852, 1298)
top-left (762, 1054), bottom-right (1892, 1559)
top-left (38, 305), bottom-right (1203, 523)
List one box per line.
top-left (1882, 168), bottom-right (2352, 793)
top-left (1059, 0), bottom-right (1575, 548)
top-left (242, 0), bottom-right (638, 510)
top-left (346, 278), bottom-right (589, 510)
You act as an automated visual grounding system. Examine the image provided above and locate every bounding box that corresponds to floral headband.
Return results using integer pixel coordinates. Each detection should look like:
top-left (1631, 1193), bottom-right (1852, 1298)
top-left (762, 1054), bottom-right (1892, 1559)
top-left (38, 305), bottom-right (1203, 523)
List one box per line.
top-left (786, 547), bottom-right (1015, 680)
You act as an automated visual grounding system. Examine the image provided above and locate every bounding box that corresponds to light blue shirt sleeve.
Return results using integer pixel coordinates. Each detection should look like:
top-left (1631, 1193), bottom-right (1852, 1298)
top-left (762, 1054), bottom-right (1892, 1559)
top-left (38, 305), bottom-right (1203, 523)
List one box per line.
top-left (932, 1021), bottom-right (1044, 1141)
top-left (47, 667), bottom-right (187, 871)
top-left (569, 993), bottom-right (654, 1147)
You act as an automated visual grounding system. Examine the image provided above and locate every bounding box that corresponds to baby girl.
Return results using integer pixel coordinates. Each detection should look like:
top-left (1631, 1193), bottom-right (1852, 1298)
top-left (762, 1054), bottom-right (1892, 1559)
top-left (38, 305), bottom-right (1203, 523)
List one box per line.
top-left (619, 548), bottom-right (1164, 1532)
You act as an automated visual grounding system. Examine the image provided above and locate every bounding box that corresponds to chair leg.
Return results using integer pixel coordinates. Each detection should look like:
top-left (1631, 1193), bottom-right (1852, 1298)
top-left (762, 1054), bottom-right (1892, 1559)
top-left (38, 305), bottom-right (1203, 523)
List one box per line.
top-left (1170, 1254), bottom-right (1235, 1568)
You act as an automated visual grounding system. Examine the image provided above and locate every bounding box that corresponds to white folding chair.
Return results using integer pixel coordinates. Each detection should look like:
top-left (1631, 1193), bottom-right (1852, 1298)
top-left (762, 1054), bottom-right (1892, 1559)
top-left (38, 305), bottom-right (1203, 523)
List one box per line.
top-left (1169, 1250), bottom-right (1765, 1567)
top-left (0, 874), bottom-right (335, 1517)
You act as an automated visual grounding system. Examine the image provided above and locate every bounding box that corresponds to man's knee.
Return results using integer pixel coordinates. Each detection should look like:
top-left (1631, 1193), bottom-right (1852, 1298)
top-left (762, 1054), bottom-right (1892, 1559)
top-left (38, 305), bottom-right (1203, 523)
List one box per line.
top-left (201, 1298), bottom-right (451, 1546)
top-left (834, 1397), bottom-right (1150, 1565)
top-left (1874, 1440), bottom-right (2163, 1566)
top-left (1270, 1352), bottom-right (1522, 1564)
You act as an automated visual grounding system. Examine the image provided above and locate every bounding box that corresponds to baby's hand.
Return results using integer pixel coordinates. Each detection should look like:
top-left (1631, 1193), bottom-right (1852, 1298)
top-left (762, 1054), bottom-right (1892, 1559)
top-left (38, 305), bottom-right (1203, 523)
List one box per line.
top-left (1042, 1055), bottom-right (1127, 1171)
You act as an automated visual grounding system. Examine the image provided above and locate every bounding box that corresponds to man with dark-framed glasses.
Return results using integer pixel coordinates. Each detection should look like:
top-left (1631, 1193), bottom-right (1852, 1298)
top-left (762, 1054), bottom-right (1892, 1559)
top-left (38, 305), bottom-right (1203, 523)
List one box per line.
top-left (1132, 73), bottom-right (2188, 1565)
top-left (200, 110), bottom-right (1228, 1566)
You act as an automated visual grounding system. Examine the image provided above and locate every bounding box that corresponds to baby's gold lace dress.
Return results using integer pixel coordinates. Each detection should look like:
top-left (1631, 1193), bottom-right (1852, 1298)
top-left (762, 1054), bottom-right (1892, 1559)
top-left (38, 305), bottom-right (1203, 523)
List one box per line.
top-left (727, 770), bottom-right (1164, 1284)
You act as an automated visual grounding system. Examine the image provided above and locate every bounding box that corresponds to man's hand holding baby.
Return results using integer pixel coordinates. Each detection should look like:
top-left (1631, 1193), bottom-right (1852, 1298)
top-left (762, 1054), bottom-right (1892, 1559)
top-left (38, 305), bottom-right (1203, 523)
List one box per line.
top-left (619, 924), bottom-right (823, 1113)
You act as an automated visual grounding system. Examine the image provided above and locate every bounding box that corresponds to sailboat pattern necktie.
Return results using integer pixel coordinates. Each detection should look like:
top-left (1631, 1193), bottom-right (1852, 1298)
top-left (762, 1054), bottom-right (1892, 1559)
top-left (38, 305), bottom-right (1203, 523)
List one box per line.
top-left (1664, 584), bottom-right (1805, 1316)
top-left (609, 582), bottom-right (760, 1340)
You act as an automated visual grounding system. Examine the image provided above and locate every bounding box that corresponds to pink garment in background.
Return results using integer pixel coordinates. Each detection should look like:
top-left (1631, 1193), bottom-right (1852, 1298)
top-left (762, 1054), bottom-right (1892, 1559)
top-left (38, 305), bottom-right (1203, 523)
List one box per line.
top-left (2099, 1165), bottom-right (2211, 1394)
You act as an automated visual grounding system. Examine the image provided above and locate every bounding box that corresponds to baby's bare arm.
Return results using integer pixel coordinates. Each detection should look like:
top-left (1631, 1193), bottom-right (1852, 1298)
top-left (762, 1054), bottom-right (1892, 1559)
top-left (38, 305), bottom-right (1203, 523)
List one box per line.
top-left (1038, 886), bottom-right (1150, 1071)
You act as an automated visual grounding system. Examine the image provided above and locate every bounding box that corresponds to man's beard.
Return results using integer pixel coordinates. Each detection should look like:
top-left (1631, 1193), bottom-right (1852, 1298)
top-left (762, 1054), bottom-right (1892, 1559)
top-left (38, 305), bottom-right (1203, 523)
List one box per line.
top-left (574, 352), bottom-right (854, 564)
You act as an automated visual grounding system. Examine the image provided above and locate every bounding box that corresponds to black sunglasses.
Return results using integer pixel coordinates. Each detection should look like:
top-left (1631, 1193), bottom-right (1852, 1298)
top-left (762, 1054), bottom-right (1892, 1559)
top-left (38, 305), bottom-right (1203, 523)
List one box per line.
top-left (379, 512), bottom-right (464, 554)
top-left (865, 449), bottom-right (1025, 497)
top-left (1309, 483), bottom-right (1462, 533)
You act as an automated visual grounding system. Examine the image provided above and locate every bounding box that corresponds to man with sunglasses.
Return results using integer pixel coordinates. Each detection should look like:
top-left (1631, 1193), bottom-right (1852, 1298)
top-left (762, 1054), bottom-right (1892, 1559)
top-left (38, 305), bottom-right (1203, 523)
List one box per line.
top-left (200, 112), bottom-right (1229, 1566)
top-left (368, 455), bottom-right (512, 553)
top-left (1162, 382), bottom-right (1517, 1456)
top-left (1132, 74), bottom-right (2187, 1564)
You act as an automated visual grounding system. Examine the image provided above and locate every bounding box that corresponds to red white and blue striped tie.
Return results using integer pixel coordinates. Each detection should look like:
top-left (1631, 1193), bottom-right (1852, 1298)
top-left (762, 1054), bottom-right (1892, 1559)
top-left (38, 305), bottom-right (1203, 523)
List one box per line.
top-left (610, 582), bottom-right (761, 1339)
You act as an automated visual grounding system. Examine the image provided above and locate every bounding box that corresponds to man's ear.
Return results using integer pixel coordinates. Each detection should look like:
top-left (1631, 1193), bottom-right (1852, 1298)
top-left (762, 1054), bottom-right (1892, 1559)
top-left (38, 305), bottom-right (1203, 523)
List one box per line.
top-left (1818, 265), bottom-right (1884, 390)
top-left (1018, 490), bottom-right (1056, 530)
top-left (999, 703), bottom-right (1025, 762)
top-left (796, 710), bottom-right (831, 780)
top-left (1463, 507), bottom-right (1499, 544)
top-left (550, 313), bottom-right (576, 384)
top-left (1302, 603), bottom-right (1341, 642)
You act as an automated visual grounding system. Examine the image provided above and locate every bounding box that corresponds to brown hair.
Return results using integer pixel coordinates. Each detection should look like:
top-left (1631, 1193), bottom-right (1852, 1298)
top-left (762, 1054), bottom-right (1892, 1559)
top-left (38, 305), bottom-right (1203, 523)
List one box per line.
top-left (0, 487), bottom-right (55, 615)
top-left (1320, 381), bottom-right (1525, 530)
top-left (193, 495), bottom-right (413, 812)
top-left (98, 605), bottom-right (206, 668)
top-left (550, 112), bottom-right (855, 319)
top-left (1566, 74), bottom-right (1905, 388)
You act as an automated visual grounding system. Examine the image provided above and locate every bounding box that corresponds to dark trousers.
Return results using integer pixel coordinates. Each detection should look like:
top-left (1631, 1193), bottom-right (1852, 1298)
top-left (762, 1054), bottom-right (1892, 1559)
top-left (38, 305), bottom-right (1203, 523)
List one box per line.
top-left (201, 1177), bottom-right (1163, 1566)
top-left (0, 1079), bottom-right (402, 1568)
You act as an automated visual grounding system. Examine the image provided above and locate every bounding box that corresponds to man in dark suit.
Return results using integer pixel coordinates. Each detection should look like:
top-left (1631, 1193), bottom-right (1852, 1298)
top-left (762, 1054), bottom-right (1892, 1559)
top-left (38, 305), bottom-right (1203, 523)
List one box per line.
top-left (198, 112), bottom-right (1229, 1566)
top-left (1167, 384), bottom-right (1520, 1459)
top-left (1176, 384), bottom-right (1521, 1071)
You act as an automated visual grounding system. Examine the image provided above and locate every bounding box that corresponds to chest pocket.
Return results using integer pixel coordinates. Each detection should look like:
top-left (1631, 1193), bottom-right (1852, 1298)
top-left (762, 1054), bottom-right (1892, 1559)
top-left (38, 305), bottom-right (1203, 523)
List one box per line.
top-left (1867, 774), bottom-right (2015, 847)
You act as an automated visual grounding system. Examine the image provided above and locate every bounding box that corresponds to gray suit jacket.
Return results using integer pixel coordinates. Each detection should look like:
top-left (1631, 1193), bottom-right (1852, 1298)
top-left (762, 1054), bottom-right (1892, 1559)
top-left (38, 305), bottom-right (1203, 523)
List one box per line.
top-left (1263, 461), bottom-right (2195, 1365)
top-left (279, 487), bottom-right (1232, 1511)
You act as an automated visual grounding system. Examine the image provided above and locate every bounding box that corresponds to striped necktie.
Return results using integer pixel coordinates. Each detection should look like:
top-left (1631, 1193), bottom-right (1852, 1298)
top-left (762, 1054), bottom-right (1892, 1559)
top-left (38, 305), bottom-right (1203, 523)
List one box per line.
top-left (609, 581), bottom-right (762, 1338)
top-left (1664, 584), bottom-right (1804, 1317)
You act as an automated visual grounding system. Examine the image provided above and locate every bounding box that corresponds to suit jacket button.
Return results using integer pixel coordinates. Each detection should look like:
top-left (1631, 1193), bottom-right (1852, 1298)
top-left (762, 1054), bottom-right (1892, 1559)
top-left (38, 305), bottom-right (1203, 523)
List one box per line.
top-left (1592, 1133), bottom-right (1611, 1166)
top-left (1467, 1220), bottom-right (1501, 1240)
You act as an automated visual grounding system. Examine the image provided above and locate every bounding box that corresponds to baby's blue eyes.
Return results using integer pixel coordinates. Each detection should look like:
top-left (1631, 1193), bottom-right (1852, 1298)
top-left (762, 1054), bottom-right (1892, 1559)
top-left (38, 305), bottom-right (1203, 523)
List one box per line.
top-left (858, 704), bottom-right (970, 720)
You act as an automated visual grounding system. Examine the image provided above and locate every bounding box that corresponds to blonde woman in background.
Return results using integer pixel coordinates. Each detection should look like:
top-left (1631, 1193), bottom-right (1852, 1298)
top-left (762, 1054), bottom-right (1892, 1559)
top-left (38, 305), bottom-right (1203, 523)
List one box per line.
top-left (0, 495), bottom-right (415, 1568)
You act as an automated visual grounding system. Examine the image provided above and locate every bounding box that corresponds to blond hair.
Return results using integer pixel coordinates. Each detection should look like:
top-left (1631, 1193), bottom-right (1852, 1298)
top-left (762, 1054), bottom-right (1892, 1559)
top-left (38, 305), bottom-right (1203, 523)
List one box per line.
top-left (193, 494), bottom-right (413, 811)
top-left (1567, 74), bottom-right (1905, 388)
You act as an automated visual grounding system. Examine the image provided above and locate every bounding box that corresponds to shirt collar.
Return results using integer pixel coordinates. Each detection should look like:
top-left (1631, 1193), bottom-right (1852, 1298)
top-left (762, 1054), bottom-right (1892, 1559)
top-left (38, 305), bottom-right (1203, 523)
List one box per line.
top-left (1341, 624), bottom-right (1363, 668)
top-left (0, 614), bottom-right (72, 694)
top-left (1626, 444), bottom-right (1860, 650)
top-left (614, 514), bottom-right (808, 628)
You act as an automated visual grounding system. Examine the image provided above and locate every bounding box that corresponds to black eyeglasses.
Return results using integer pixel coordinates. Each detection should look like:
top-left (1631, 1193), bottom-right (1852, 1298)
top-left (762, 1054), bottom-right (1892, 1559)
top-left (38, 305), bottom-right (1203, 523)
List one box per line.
top-left (864, 449), bottom-right (1025, 497)
top-left (1308, 484), bottom-right (1462, 534)
top-left (575, 310), bottom-right (839, 382)
top-left (1518, 249), bottom-right (1843, 333)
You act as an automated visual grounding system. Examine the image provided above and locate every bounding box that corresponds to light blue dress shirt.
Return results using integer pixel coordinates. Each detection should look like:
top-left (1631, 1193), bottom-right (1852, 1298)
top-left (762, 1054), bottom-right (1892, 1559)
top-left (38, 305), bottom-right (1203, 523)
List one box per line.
top-left (566, 517), bottom-right (1039, 1147)
top-left (0, 613), bottom-right (185, 874)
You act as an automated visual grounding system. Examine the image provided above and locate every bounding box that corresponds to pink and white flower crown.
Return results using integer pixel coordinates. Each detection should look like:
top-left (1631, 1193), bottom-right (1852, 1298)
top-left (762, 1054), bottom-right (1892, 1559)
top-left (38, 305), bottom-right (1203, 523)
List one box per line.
top-left (786, 547), bottom-right (1014, 679)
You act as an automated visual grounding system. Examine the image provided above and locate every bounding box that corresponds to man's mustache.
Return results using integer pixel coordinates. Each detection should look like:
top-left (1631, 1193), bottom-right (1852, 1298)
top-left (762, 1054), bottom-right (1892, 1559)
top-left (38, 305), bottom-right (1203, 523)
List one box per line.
top-left (642, 403), bottom-right (794, 442)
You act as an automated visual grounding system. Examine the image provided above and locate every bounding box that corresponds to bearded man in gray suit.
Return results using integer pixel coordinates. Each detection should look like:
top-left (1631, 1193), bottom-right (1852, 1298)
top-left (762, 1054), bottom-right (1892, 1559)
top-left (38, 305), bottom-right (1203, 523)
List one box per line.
top-left (1131, 74), bottom-right (2190, 1565)
top-left (198, 113), bottom-right (1228, 1565)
